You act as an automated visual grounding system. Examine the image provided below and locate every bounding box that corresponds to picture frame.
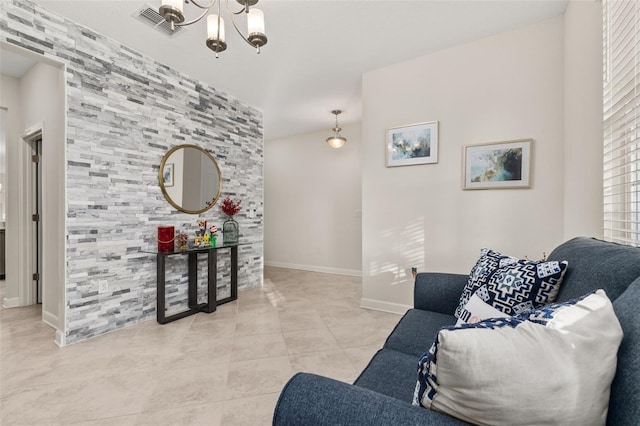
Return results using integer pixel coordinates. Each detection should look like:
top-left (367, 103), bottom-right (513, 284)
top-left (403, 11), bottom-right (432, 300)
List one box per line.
top-left (386, 121), bottom-right (438, 167)
top-left (162, 163), bottom-right (174, 187)
top-left (462, 139), bottom-right (532, 190)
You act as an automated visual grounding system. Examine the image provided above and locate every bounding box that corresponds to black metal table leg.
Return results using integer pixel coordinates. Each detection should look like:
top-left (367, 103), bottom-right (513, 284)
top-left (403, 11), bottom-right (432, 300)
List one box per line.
top-left (157, 253), bottom-right (167, 324)
top-left (231, 245), bottom-right (238, 301)
top-left (188, 252), bottom-right (197, 308)
top-left (205, 249), bottom-right (217, 313)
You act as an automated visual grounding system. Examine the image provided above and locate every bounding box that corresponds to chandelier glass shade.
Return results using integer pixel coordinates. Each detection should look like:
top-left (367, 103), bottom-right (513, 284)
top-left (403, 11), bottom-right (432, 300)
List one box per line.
top-left (326, 110), bottom-right (347, 149)
top-left (159, 0), bottom-right (267, 58)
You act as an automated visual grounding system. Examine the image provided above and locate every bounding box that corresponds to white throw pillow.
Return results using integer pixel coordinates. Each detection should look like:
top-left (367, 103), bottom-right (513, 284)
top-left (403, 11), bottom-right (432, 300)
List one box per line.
top-left (414, 290), bottom-right (623, 426)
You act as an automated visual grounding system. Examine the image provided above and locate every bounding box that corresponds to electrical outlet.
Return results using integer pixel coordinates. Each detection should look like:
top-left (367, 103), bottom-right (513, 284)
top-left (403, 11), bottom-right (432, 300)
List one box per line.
top-left (98, 281), bottom-right (108, 294)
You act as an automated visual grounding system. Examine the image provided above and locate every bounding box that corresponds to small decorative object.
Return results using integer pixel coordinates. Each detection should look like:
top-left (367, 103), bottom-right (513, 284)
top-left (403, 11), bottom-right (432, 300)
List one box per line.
top-left (386, 121), bottom-right (438, 167)
top-left (176, 233), bottom-right (188, 250)
top-left (463, 139), bottom-right (532, 190)
top-left (220, 197), bottom-right (242, 244)
top-left (203, 232), bottom-right (211, 245)
top-left (157, 225), bottom-right (175, 251)
top-left (208, 224), bottom-right (218, 247)
top-left (194, 219), bottom-right (207, 247)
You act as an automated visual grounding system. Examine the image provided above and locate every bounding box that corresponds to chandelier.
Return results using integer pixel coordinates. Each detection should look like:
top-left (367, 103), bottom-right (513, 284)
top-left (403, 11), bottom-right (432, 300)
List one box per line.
top-left (326, 110), bottom-right (347, 149)
top-left (159, 0), bottom-right (267, 58)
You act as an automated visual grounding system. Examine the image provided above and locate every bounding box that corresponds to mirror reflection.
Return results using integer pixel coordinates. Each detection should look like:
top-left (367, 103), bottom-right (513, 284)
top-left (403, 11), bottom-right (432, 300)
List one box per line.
top-left (159, 144), bottom-right (222, 214)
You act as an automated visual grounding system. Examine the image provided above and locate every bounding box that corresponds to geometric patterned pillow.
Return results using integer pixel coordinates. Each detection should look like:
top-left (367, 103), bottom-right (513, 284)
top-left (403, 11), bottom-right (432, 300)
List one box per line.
top-left (414, 290), bottom-right (623, 426)
top-left (456, 259), bottom-right (569, 324)
top-left (454, 248), bottom-right (518, 319)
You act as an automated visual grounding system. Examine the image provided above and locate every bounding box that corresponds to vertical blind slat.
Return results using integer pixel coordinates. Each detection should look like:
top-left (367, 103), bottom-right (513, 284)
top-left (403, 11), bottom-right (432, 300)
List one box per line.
top-left (603, 0), bottom-right (640, 247)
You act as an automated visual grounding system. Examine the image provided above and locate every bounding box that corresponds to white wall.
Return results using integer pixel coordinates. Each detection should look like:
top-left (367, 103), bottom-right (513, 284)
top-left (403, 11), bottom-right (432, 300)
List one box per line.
top-left (18, 61), bottom-right (66, 331)
top-left (361, 17), bottom-right (567, 312)
top-left (0, 73), bottom-right (22, 305)
top-left (0, 109), bottom-right (6, 222)
top-left (563, 1), bottom-right (603, 240)
top-left (265, 123), bottom-right (362, 276)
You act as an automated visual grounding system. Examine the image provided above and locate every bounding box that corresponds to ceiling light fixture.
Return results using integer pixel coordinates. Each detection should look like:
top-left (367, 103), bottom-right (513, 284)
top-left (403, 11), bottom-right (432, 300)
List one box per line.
top-left (159, 0), bottom-right (267, 58)
top-left (326, 110), bottom-right (347, 149)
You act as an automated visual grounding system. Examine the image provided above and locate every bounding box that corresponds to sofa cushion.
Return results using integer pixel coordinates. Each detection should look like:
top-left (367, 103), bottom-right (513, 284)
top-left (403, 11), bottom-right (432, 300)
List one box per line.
top-left (454, 248), bottom-right (518, 318)
top-left (548, 237), bottom-right (640, 302)
top-left (275, 373), bottom-right (470, 426)
top-left (354, 348), bottom-right (423, 403)
top-left (456, 259), bottom-right (568, 324)
top-left (384, 309), bottom-right (456, 357)
top-left (609, 277), bottom-right (640, 426)
top-left (414, 290), bottom-right (623, 426)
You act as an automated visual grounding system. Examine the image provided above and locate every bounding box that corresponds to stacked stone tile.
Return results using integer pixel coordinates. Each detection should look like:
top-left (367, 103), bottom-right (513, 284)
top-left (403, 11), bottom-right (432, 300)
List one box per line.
top-left (1, 0), bottom-right (264, 344)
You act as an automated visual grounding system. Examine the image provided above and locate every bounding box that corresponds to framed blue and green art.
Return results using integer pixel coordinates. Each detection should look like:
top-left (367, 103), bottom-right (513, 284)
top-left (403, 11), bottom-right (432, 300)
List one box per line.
top-left (463, 139), bottom-right (532, 190)
top-left (386, 121), bottom-right (438, 167)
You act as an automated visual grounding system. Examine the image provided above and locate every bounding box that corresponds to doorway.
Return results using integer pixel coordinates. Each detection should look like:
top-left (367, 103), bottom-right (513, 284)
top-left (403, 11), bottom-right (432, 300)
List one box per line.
top-left (24, 131), bottom-right (42, 305)
top-left (1, 42), bottom-right (66, 344)
top-left (29, 136), bottom-right (42, 304)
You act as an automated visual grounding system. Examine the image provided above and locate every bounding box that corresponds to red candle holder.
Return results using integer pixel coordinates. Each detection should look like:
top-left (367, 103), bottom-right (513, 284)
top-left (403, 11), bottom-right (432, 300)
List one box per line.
top-left (157, 226), bottom-right (175, 252)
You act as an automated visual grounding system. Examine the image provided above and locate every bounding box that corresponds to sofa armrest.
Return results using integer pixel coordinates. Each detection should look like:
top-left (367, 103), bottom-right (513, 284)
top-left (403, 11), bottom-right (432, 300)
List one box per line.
top-left (273, 373), bottom-right (468, 426)
top-left (414, 272), bottom-right (468, 314)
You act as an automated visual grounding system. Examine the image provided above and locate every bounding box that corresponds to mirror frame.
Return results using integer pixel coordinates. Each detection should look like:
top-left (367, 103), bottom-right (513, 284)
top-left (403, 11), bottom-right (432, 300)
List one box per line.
top-left (158, 144), bottom-right (222, 214)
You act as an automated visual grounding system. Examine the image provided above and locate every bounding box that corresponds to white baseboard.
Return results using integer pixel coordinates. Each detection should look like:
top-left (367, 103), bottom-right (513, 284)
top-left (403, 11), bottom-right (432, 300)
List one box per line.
top-left (265, 261), bottom-right (362, 277)
top-left (360, 298), bottom-right (411, 315)
top-left (42, 310), bottom-right (59, 329)
top-left (2, 297), bottom-right (19, 308)
top-left (55, 329), bottom-right (65, 347)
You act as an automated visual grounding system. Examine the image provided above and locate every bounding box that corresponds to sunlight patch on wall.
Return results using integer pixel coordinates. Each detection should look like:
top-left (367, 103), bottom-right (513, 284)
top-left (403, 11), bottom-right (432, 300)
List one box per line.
top-left (367, 216), bottom-right (425, 287)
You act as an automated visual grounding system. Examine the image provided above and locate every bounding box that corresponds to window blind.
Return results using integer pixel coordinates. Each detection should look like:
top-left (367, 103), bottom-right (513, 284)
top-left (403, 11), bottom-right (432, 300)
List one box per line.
top-left (603, 0), bottom-right (639, 247)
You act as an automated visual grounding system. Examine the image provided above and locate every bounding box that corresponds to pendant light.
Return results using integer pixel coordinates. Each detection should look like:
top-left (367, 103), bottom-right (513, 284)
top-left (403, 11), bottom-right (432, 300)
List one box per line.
top-left (326, 110), bottom-right (347, 149)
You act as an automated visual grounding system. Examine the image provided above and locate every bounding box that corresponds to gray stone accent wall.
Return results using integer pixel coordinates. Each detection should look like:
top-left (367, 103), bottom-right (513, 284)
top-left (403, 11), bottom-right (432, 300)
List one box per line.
top-left (1, 1), bottom-right (263, 344)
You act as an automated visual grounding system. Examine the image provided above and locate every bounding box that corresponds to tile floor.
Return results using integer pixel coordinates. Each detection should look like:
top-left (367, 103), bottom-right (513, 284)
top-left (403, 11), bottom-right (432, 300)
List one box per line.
top-left (0, 267), bottom-right (402, 425)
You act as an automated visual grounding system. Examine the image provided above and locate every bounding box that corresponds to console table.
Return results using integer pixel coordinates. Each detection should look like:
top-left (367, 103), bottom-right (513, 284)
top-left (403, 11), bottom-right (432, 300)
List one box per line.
top-left (143, 243), bottom-right (244, 324)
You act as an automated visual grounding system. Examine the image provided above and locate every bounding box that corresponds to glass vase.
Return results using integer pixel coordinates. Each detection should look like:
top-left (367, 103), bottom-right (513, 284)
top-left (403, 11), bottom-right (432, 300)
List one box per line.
top-left (223, 217), bottom-right (238, 244)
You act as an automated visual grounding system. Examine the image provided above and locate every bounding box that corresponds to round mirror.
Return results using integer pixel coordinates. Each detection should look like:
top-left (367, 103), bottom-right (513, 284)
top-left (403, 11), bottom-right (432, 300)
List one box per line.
top-left (159, 144), bottom-right (222, 214)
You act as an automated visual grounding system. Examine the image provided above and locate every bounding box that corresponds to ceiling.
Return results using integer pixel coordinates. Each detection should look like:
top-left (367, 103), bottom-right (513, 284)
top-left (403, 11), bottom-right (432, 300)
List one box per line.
top-left (4, 0), bottom-right (568, 140)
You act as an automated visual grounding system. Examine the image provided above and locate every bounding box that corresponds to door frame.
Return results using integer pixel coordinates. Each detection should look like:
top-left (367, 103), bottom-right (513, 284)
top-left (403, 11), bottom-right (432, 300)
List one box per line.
top-left (19, 123), bottom-right (43, 306)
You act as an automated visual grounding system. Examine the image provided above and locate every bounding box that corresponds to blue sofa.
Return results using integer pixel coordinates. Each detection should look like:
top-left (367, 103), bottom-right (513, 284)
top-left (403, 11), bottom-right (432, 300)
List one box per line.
top-left (273, 237), bottom-right (640, 425)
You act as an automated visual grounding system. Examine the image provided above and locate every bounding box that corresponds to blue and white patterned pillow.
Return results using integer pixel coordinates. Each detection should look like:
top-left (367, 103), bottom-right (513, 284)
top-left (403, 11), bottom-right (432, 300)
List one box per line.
top-left (454, 248), bottom-right (518, 319)
top-left (414, 290), bottom-right (623, 426)
top-left (456, 259), bottom-right (568, 324)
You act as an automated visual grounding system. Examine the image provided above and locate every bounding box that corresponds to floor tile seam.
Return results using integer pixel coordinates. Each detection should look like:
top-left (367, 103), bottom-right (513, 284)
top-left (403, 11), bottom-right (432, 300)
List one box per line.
top-left (325, 324), bottom-right (383, 352)
top-left (65, 411), bottom-right (140, 425)
top-left (0, 332), bottom-right (58, 347)
top-left (0, 376), bottom-right (96, 395)
top-left (228, 353), bottom-right (291, 368)
top-left (3, 363), bottom-right (197, 396)
top-left (283, 346), bottom-right (340, 357)
top-left (279, 324), bottom-right (329, 334)
top-left (219, 390), bottom-right (281, 404)
top-left (281, 324), bottom-right (337, 357)
top-left (229, 353), bottom-right (288, 364)
top-left (286, 347), bottom-right (350, 360)
top-left (0, 374), bottom-right (111, 393)
top-left (139, 395), bottom-right (224, 415)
